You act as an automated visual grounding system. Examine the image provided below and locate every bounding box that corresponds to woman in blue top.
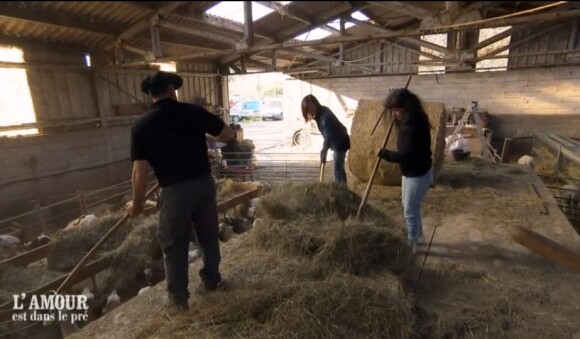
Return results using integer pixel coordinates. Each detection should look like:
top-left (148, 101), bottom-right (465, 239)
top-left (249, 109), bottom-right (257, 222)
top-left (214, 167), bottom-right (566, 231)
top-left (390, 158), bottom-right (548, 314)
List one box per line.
top-left (301, 94), bottom-right (351, 184)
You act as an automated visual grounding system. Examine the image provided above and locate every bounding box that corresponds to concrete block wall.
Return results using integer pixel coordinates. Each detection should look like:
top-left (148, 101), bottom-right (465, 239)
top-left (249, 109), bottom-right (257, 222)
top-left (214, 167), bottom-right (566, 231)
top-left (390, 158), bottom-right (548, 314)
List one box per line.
top-left (286, 66), bottom-right (580, 139)
top-left (0, 126), bottom-right (132, 216)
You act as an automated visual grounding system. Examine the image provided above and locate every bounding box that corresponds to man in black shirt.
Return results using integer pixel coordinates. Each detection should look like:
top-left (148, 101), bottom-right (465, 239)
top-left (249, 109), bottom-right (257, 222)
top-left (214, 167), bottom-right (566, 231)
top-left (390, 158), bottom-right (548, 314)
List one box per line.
top-left (126, 71), bottom-right (234, 310)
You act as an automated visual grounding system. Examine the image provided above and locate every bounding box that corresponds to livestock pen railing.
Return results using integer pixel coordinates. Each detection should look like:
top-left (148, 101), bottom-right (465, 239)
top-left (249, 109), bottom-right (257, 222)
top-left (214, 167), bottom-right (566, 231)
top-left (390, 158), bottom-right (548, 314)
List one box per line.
top-left (216, 151), bottom-right (335, 183)
top-left (0, 173), bottom-right (157, 242)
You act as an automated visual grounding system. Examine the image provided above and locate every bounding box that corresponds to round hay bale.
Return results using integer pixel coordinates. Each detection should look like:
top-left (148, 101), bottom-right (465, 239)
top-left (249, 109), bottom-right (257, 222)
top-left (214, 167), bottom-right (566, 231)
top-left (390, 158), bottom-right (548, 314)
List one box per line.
top-left (348, 99), bottom-right (446, 186)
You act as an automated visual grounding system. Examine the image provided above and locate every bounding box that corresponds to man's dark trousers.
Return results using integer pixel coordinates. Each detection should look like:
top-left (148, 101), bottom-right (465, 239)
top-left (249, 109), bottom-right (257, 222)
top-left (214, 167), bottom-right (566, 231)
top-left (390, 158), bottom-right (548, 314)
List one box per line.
top-left (158, 174), bottom-right (221, 304)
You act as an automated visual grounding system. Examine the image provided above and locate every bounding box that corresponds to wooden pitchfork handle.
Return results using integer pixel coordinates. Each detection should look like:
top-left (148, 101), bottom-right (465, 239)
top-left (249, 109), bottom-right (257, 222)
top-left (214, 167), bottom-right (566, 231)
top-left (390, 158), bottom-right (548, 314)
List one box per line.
top-left (356, 120), bottom-right (395, 218)
top-left (319, 162), bottom-right (326, 182)
top-left (56, 183), bottom-right (160, 294)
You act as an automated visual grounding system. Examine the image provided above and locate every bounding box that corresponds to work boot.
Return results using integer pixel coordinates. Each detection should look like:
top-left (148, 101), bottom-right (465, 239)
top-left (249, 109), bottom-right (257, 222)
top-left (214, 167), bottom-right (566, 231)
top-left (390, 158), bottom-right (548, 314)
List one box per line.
top-left (197, 279), bottom-right (227, 294)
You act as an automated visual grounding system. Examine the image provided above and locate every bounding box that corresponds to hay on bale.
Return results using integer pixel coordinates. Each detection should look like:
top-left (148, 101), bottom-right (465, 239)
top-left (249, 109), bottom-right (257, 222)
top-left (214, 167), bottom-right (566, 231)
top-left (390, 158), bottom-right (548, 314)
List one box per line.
top-left (46, 210), bottom-right (128, 272)
top-left (0, 265), bottom-right (64, 293)
top-left (256, 181), bottom-right (385, 220)
top-left (349, 99), bottom-right (447, 186)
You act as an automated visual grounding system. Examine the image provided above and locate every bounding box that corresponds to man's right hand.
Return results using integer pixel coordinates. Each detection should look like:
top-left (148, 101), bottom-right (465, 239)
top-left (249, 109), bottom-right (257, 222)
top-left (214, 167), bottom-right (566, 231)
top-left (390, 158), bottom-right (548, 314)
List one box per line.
top-left (320, 150), bottom-right (328, 164)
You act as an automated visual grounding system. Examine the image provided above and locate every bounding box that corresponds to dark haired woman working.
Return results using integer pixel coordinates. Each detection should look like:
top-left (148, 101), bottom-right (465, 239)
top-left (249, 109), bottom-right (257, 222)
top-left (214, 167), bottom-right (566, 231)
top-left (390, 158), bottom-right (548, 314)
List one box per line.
top-left (378, 88), bottom-right (433, 250)
top-left (301, 95), bottom-right (351, 184)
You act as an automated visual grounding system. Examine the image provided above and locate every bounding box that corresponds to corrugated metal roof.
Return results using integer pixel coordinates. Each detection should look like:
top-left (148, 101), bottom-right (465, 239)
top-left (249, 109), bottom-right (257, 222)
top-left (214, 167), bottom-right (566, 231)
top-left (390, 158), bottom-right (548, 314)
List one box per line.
top-left (0, 16), bottom-right (111, 47)
top-left (29, 1), bottom-right (150, 27)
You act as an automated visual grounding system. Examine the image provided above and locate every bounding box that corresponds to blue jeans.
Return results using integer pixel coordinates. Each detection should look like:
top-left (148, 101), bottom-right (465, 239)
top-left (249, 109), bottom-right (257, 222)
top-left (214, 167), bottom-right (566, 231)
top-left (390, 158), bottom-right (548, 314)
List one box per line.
top-left (401, 167), bottom-right (433, 245)
top-left (333, 150), bottom-right (347, 184)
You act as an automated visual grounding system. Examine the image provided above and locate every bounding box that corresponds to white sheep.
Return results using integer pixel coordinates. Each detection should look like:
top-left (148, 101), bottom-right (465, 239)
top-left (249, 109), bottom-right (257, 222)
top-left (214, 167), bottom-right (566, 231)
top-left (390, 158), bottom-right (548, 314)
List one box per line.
top-left (0, 234), bottom-right (21, 248)
top-left (517, 155), bottom-right (536, 169)
top-left (188, 249), bottom-right (201, 263)
top-left (138, 286), bottom-right (151, 296)
top-left (65, 214), bottom-right (98, 230)
top-left (103, 290), bottom-right (121, 314)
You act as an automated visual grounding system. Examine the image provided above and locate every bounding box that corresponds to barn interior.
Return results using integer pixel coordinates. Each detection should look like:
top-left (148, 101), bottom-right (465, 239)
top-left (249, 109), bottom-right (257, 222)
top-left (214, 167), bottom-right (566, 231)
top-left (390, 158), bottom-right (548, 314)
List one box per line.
top-left (0, 1), bottom-right (579, 338)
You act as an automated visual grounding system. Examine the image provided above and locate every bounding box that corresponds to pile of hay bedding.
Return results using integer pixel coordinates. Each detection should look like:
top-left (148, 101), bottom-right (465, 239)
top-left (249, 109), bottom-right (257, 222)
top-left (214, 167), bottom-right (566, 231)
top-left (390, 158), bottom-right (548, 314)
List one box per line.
top-left (125, 182), bottom-right (414, 339)
top-left (256, 181), bottom-right (386, 221)
top-left (101, 214), bottom-right (162, 298)
top-left (0, 264), bottom-right (63, 293)
top-left (46, 210), bottom-right (129, 272)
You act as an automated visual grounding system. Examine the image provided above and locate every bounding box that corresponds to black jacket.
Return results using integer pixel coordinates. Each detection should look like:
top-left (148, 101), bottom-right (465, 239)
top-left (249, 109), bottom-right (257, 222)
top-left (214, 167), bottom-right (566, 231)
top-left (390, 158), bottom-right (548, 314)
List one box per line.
top-left (314, 106), bottom-right (351, 153)
top-left (380, 118), bottom-right (432, 177)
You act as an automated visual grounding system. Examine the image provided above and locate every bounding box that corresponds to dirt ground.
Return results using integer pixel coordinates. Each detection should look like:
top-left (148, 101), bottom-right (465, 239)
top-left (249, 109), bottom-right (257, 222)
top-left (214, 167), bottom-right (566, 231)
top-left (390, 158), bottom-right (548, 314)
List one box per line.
top-left (73, 157), bottom-right (580, 339)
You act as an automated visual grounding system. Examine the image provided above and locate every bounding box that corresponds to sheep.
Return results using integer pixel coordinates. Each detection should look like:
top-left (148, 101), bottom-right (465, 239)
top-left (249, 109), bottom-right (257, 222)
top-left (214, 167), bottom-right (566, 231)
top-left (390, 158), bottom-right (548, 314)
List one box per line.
top-left (0, 234), bottom-right (21, 248)
top-left (0, 234), bottom-right (22, 259)
top-left (188, 249), bottom-right (201, 263)
top-left (24, 233), bottom-right (51, 250)
top-left (559, 184), bottom-right (579, 216)
top-left (517, 155), bottom-right (536, 169)
top-left (102, 290), bottom-right (121, 314)
top-left (64, 214), bottom-right (98, 231)
top-left (138, 286), bottom-right (151, 296)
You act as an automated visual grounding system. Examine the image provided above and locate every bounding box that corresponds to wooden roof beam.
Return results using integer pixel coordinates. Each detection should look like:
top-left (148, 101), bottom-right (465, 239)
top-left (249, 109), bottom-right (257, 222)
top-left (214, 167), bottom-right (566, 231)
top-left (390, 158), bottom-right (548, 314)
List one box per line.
top-left (255, 1), bottom-right (340, 36)
top-left (117, 2), bottom-right (190, 42)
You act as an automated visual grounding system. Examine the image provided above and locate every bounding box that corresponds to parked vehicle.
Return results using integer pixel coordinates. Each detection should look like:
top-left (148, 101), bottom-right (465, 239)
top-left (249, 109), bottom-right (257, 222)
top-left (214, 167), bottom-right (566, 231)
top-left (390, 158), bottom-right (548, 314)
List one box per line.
top-left (229, 99), bottom-right (261, 123)
top-left (261, 98), bottom-right (284, 121)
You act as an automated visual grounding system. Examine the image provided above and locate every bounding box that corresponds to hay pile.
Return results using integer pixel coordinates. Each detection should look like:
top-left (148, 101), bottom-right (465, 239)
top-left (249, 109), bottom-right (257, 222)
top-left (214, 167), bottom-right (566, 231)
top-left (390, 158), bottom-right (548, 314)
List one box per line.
top-left (349, 99), bottom-right (447, 186)
top-left (101, 214), bottom-right (162, 298)
top-left (0, 264), bottom-right (64, 293)
top-left (128, 184), bottom-right (413, 338)
top-left (46, 211), bottom-right (129, 272)
top-left (143, 182), bottom-right (414, 338)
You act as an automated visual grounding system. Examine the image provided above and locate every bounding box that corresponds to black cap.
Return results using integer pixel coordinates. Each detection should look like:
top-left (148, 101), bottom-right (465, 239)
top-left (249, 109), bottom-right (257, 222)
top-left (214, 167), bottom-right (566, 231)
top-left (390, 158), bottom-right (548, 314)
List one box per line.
top-left (141, 71), bottom-right (183, 95)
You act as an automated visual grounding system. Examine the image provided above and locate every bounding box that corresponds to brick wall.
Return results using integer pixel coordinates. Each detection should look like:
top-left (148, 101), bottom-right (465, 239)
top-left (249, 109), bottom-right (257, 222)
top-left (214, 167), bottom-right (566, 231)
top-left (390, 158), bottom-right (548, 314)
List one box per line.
top-left (0, 126), bottom-right (132, 215)
top-left (284, 66), bottom-right (580, 139)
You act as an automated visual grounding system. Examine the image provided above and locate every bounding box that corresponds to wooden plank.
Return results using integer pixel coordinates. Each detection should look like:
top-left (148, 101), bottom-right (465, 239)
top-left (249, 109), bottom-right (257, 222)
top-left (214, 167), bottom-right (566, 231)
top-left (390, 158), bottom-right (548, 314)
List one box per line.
top-left (535, 133), bottom-right (580, 164)
top-left (95, 71), bottom-right (113, 120)
top-left (25, 70), bottom-right (50, 122)
top-left (40, 72), bottom-right (61, 122)
top-left (0, 243), bottom-right (52, 267)
top-left (66, 72), bottom-right (85, 119)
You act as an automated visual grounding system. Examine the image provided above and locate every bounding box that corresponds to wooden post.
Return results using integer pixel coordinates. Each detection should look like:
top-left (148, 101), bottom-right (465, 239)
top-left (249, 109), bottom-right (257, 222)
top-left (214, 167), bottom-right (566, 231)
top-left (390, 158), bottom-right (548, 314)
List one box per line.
top-left (34, 201), bottom-right (47, 233)
top-left (500, 137), bottom-right (512, 163)
top-left (243, 1), bottom-right (254, 47)
top-left (78, 191), bottom-right (88, 215)
top-left (553, 145), bottom-right (562, 176)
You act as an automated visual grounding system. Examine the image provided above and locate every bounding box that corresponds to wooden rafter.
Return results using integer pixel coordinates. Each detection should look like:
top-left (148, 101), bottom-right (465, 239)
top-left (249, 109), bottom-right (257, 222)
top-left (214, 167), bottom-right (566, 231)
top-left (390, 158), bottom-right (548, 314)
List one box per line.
top-left (255, 1), bottom-right (340, 36)
top-left (117, 2), bottom-right (190, 42)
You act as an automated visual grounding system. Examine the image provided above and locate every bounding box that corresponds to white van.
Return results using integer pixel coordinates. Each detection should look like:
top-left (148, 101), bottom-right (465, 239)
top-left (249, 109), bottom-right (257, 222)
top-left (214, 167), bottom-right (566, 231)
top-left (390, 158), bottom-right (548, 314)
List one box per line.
top-left (260, 98), bottom-right (284, 121)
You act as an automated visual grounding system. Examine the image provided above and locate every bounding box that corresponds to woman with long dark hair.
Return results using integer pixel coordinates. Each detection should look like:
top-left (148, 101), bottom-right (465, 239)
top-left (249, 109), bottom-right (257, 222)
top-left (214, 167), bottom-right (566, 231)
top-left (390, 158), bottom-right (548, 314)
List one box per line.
top-left (378, 88), bottom-right (433, 251)
top-left (301, 94), bottom-right (351, 184)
